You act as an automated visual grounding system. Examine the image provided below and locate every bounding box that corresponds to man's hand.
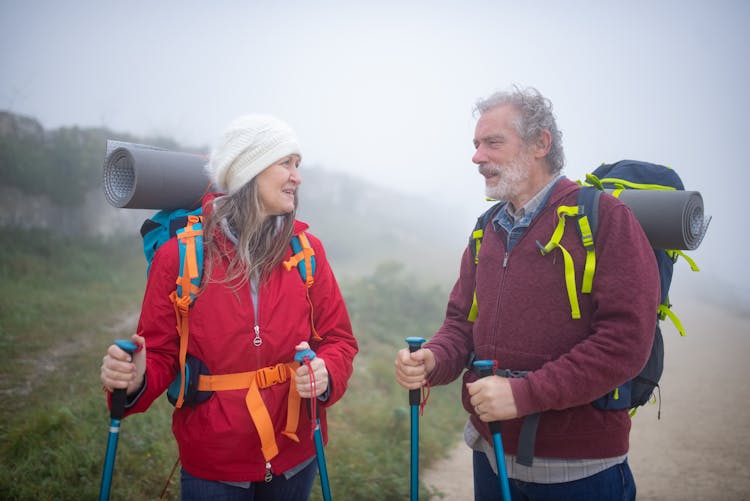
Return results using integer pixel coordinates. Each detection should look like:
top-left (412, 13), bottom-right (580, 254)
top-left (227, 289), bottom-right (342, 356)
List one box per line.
top-left (467, 376), bottom-right (518, 421)
top-left (394, 347), bottom-right (435, 390)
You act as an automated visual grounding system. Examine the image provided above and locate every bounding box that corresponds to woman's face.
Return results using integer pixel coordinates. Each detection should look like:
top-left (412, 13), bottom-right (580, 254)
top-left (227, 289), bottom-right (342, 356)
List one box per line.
top-left (256, 154), bottom-right (302, 217)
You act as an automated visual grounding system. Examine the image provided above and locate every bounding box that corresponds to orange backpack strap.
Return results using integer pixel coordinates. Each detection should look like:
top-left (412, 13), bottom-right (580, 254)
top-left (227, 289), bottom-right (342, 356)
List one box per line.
top-left (169, 215), bottom-right (204, 408)
top-left (283, 232), bottom-right (315, 286)
top-left (283, 232), bottom-right (321, 341)
top-left (196, 362), bottom-right (302, 462)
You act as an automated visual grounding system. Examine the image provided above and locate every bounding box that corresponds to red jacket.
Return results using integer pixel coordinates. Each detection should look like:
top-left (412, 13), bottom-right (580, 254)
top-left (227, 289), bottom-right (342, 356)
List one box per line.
top-left (122, 195), bottom-right (358, 481)
top-left (426, 178), bottom-right (659, 459)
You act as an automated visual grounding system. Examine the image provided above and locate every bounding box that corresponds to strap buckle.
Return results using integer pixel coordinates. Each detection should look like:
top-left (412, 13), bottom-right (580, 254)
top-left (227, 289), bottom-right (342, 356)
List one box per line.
top-left (255, 363), bottom-right (289, 388)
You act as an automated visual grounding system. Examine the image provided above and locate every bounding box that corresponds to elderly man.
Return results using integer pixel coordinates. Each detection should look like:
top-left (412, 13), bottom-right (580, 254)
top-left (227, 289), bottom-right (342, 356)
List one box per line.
top-left (395, 86), bottom-right (659, 500)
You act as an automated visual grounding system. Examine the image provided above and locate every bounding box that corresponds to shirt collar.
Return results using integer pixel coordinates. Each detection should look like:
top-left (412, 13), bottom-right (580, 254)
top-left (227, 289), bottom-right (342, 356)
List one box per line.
top-left (505, 175), bottom-right (561, 222)
top-left (493, 175), bottom-right (563, 232)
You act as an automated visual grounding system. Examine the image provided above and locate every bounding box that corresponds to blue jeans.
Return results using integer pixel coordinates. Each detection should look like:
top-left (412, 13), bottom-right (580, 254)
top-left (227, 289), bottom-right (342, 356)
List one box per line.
top-left (473, 451), bottom-right (636, 501)
top-left (180, 460), bottom-right (318, 501)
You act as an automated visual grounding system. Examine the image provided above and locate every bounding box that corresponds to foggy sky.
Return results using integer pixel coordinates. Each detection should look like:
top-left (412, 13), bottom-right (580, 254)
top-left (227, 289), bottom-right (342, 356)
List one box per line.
top-left (1, 0), bottom-right (748, 302)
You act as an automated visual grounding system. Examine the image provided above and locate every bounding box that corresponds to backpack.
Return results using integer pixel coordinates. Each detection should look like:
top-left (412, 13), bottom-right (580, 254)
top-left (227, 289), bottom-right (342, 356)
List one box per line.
top-left (138, 207), bottom-right (319, 408)
top-left (575, 160), bottom-right (700, 413)
top-left (468, 160), bottom-right (701, 415)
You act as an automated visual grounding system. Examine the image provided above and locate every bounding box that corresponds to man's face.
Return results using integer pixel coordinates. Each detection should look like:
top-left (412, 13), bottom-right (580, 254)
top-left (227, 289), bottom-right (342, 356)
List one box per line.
top-left (472, 104), bottom-right (532, 203)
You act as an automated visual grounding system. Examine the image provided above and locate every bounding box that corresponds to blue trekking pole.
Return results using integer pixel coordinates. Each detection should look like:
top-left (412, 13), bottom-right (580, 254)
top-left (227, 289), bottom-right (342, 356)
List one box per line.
top-left (473, 360), bottom-right (512, 501)
top-left (99, 339), bottom-right (138, 501)
top-left (405, 336), bottom-right (426, 501)
top-left (294, 349), bottom-right (332, 501)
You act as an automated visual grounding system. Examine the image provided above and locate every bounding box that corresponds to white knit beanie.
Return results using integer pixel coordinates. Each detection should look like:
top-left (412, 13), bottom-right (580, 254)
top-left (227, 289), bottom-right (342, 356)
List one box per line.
top-left (206, 114), bottom-right (301, 195)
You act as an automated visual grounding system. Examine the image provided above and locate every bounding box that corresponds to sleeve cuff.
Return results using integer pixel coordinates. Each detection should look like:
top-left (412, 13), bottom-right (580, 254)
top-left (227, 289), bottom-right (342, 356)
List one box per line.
top-left (317, 381), bottom-right (331, 403)
top-left (124, 374), bottom-right (147, 409)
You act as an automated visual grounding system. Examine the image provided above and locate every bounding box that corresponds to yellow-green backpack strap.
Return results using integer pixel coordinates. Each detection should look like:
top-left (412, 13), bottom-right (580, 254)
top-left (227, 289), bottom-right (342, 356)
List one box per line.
top-left (577, 212), bottom-right (596, 293)
top-left (666, 249), bottom-right (700, 272)
top-left (597, 177), bottom-right (678, 191)
top-left (659, 249), bottom-right (701, 339)
top-left (658, 249), bottom-right (699, 336)
top-left (584, 173), bottom-right (605, 190)
top-left (658, 300), bottom-right (687, 337)
top-left (468, 291), bottom-right (479, 322)
top-left (575, 185), bottom-right (603, 294)
top-left (472, 228), bottom-right (484, 265)
top-left (538, 205), bottom-right (582, 319)
top-left (466, 202), bottom-right (503, 321)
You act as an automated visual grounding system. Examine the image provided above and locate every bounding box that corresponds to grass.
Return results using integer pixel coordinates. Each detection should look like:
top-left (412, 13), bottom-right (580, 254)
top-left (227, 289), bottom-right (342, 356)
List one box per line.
top-left (0, 229), bottom-right (178, 500)
top-left (0, 230), bottom-right (466, 500)
top-left (0, 229), bottom-right (145, 371)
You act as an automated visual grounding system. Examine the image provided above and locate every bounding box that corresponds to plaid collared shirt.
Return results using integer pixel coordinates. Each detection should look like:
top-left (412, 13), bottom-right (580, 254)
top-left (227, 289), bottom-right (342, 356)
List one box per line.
top-left (464, 420), bottom-right (626, 483)
top-left (492, 176), bottom-right (560, 251)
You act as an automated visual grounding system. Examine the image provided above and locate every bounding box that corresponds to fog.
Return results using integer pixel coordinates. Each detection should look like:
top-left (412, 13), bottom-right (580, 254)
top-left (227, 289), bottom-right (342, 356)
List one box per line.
top-left (1, 0), bottom-right (748, 305)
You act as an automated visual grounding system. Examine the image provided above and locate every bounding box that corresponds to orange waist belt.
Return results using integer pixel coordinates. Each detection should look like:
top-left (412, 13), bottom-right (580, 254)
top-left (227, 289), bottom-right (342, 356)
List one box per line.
top-left (197, 362), bottom-right (301, 462)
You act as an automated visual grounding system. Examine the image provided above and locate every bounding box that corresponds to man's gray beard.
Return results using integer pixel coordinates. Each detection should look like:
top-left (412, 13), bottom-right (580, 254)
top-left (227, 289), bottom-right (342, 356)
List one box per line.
top-left (480, 159), bottom-right (526, 201)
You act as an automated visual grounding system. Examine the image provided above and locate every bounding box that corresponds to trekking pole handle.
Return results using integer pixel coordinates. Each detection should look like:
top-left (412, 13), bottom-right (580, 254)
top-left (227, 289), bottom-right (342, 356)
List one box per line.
top-left (111, 340), bottom-right (138, 420)
top-left (294, 349), bottom-right (318, 419)
top-left (294, 349), bottom-right (317, 364)
top-left (473, 360), bottom-right (501, 434)
top-left (405, 337), bottom-right (426, 406)
top-left (294, 349), bottom-right (331, 500)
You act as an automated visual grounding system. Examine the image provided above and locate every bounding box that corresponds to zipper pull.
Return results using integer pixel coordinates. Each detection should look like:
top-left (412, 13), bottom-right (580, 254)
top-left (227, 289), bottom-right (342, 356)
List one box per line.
top-left (253, 325), bottom-right (262, 347)
top-left (264, 461), bottom-right (273, 482)
top-left (502, 252), bottom-right (509, 268)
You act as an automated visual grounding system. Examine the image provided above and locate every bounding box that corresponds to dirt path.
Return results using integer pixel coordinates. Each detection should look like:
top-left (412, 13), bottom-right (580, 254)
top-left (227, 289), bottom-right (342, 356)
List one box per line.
top-left (423, 295), bottom-right (750, 500)
top-left (0, 310), bottom-right (139, 398)
top-left (423, 440), bottom-right (472, 499)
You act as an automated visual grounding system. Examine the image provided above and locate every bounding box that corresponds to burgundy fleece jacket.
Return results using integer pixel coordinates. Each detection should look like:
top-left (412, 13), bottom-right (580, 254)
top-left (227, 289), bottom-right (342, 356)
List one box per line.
top-left (426, 178), bottom-right (659, 459)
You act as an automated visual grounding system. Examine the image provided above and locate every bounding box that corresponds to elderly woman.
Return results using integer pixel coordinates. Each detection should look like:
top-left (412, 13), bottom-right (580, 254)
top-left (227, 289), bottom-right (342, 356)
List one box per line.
top-left (101, 114), bottom-right (358, 500)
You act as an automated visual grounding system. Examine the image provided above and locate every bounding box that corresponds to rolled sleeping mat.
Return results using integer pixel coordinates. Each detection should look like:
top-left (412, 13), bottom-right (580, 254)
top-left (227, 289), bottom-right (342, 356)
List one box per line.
top-left (607, 189), bottom-right (711, 250)
top-left (102, 140), bottom-right (212, 210)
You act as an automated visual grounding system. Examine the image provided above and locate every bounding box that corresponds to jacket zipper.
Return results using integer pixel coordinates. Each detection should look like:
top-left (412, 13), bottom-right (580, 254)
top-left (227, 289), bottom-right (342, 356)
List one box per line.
top-left (252, 279), bottom-right (271, 483)
top-left (251, 277), bottom-right (262, 347)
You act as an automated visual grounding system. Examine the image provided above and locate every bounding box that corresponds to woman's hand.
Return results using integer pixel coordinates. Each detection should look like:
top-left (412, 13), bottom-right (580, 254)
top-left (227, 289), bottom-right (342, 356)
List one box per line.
top-left (100, 334), bottom-right (146, 396)
top-left (294, 342), bottom-right (329, 398)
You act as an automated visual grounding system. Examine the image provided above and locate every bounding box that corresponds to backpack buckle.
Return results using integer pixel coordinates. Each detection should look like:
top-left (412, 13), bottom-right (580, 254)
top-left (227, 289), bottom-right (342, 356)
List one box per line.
top-left (255, 364), bottom-right (289, 388)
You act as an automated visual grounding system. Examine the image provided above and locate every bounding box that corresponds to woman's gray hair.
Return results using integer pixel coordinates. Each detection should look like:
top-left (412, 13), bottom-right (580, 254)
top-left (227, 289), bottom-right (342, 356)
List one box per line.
top-left (474, 85), bottom-right (565, 174)
top-left (202, 179), bottom-right (296, 289)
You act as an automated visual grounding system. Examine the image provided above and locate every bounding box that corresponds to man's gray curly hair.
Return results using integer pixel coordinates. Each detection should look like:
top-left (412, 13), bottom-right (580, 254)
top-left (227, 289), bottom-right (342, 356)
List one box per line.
top-left (474, 85), bottom-right (565, 174)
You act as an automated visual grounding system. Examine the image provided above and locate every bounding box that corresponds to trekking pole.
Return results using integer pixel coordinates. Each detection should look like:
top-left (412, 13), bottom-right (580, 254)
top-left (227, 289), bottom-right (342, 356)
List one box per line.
top-left (473, 360), bottom-right (512, 501)
top-left (99, 339), bottom-right (138, 501)
top-left (294, 349), bottom-right (332, 501)
top-left (405, 336), bottom-right (426, 501)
